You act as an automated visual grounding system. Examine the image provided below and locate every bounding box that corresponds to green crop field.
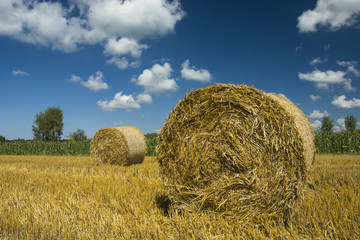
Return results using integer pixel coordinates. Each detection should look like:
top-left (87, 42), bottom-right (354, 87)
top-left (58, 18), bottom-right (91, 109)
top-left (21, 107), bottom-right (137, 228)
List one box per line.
top-left (0, 155), bottom-right (359, 239)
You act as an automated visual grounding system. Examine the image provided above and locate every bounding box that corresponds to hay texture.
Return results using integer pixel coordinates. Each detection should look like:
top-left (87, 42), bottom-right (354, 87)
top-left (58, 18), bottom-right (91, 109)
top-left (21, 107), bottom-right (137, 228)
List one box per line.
top-left (265, 93), bottom-right (315, 171)
top-left (157, 84), bottom-right (315, 223)
top-left (91, 126), bottom-right (146, 166)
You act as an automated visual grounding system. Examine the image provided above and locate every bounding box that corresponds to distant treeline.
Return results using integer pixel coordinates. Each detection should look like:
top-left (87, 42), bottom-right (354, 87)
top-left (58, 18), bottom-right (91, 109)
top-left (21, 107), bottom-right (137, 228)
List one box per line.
top-left (0, 140), bottom-right (91, 156)
top-left (0, 133), bottom-right (159, 156)
top-left (315, 131), bottom-right (360, 154)
top-left (1, 131), bottom-right (359, 156)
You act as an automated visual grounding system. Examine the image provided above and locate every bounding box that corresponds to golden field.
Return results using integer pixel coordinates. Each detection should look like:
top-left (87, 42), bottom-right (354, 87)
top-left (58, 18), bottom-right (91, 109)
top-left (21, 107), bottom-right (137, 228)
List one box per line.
top-left (0, 155), bottom-right (359, 239)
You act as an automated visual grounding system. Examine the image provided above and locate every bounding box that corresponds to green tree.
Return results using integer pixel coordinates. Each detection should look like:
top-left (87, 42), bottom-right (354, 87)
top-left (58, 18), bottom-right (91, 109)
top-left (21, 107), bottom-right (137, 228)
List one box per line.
top-left (0, 136), bottom-right (6, 142)
top-left (32, 107), bottom-right (64, 141)
top-left (145, 133), bottom-right (158, 156)
top-left (321, 116), bottom-right (334, 134)
top-left (69, 129), bottom-right (87, 141)
top-left (345, 115), bottom-right (357, 133)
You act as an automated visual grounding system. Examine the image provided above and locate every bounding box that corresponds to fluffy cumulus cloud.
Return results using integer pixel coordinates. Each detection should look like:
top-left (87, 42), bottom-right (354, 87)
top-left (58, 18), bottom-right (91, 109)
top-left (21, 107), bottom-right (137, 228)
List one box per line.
top-left (336, 118), bottom-right (346, 130)
top-left (97, 92), bottom-right (152, 111)
top-left (134, 63), bottom-right (178, 96)
top-left (297, 0), bottom-right (360, 32)
top-left (0, 0), bottom-right (184, 52)
top-left (136, 93), bottom-right (153, 104)
top-left (98, 62), bottom-right (176, 111)
top-left (0, 0), bottom-right (95, 52)
top-left (103, 37), bottom-right (147, 69)
top-left (298, 69), bottom-right (354, 91)
top-left (86, 0), bottom-right (184, 39)
top-left (311, 120), bottom-right (322, 129)
top-left (97, 92), bottom-right (140, 111)
top-left (181, 60), bottom-right (212, 82)
top-left (309, 110), bottom-right (329, 119)
top-left (103, 37), bottom-right (148, 58)
top-left (70, 72), bottom-right (109, 91)
top-left (332, 95), bottom-right (360, 108)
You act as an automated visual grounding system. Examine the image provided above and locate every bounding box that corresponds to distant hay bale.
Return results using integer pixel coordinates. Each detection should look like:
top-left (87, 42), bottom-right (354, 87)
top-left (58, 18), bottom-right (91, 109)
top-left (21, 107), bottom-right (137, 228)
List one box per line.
top-left (91, 126), bottom-right (146, 166)
top-left (157, 84), bottom-right (315, 223)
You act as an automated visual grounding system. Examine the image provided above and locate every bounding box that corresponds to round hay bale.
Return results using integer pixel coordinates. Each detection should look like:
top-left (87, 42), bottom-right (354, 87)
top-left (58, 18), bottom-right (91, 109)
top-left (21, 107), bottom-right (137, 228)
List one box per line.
top-left (265, 93), bottom-right (315, 171)
top-left (157, 84), bottom-right (315, 223)
top-left (91, 126), bottom-right (146, 166)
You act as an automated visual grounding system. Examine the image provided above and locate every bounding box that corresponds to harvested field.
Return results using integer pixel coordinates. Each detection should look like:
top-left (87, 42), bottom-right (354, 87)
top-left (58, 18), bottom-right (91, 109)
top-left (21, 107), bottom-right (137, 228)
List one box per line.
top-left (0, 155), bottom-right (359, 239)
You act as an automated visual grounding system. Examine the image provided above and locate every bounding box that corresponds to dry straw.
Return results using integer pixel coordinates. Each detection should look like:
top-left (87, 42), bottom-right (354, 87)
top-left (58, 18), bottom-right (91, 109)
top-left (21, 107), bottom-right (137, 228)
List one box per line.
top-left (91, 126), bottom-right (146, 166)
top-left (157, 84), bottom-right (315, 223)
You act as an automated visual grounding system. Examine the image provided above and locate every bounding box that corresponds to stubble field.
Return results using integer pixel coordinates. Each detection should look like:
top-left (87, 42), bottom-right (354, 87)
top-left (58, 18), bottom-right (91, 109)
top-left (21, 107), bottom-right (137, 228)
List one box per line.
top-left (0, 155), bottom-right (359, 239)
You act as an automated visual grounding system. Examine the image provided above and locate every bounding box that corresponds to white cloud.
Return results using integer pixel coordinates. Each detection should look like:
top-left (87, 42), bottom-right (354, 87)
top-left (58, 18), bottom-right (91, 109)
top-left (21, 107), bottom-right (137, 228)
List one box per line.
top-left (309, 57), bottom-right (327, 65)
top-left (299, 70), bottom-right (347, 84)
top-left (181, 59), bottom-right (212, 82)
top-left (69, 74), bottom-right (82, 83)
top-left (333, 126), bottom-right (341, 132)
top-left (103, 37), bottom-right (148, 58)
top-left (137, 93), bottom-right (153, 104)
top-left (70, 72), bottom-right (109, 91)
top-left (85, 72), bottom-right (110, 91)
top-left (309, 110), bottom-right (329, 119)
top-left (337, 61), bottom-right (360, 76)
top-left (97, 92), bottom-right (140, 111)
top-left (99, 62), bottom-right (175, 112)
top-left (332, 95), bottom-right (360, 108)
top-left (336, 118), bottom-right (346, 130)
top-left (299, 69), bottom-right (353, 91)
top-left (12, 69), bottom-right (29, 76)
top-left (310, 95), bottom-right (321, 102)
top-left (86, 0), bottom-right (184, 39)
top-left (297, 0), bottom-right (360, 33)
top-left (135, 63), bottom-right (178, 96)
top-left (97, 92), bottom-right (152, 111)
top-left (0, 1), bottom-right (92, 52)
top-left (0, 0), bottom-right (184, 52)
top-left (343, 80), bottom-right (357, 92)
top-left (311, 120), bottom-right (322, 129)
top-left (106, 57), bottom-right (140, 70)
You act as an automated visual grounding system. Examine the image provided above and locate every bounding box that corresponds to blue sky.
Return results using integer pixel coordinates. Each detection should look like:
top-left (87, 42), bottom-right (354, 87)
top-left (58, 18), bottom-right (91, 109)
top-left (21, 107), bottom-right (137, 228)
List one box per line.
top-left (1, 0), bottom-right (360, 140)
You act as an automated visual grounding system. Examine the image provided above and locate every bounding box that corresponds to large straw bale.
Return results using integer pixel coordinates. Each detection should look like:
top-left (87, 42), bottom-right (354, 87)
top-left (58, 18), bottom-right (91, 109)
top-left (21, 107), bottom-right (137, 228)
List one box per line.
top-left (91, 126), bottom-right (146, 166)
top-left (157, 84), bottom-right (315, 223)
top-left (265, 93), bottom-right (315, 171)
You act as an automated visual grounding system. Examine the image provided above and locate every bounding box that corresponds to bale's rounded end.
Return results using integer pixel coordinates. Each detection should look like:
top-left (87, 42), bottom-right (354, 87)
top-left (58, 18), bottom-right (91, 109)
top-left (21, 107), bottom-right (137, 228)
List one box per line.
top-left (157, 84), bottom-right (314, 222)
top-left (265, 93), bottom-right (315, 170)
top-left (91, 126), bottom-right (146, 166)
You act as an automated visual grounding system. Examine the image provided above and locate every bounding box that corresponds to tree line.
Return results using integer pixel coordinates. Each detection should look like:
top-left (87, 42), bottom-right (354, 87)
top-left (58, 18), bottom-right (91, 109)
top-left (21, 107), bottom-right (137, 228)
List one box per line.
top-left (1, 107), bottom-right (359, 155)
top-left (315, 115), bottom-right (360, 154)
top-left (0, 106), bottom-right (158, 156)
top-left (32, 106), bottom-right (87, 141)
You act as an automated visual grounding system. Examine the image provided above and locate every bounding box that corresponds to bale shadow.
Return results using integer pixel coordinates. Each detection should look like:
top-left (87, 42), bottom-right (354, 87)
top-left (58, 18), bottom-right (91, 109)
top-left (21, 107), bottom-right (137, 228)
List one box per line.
top-left (155, 193), bottom-right (172, 217)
